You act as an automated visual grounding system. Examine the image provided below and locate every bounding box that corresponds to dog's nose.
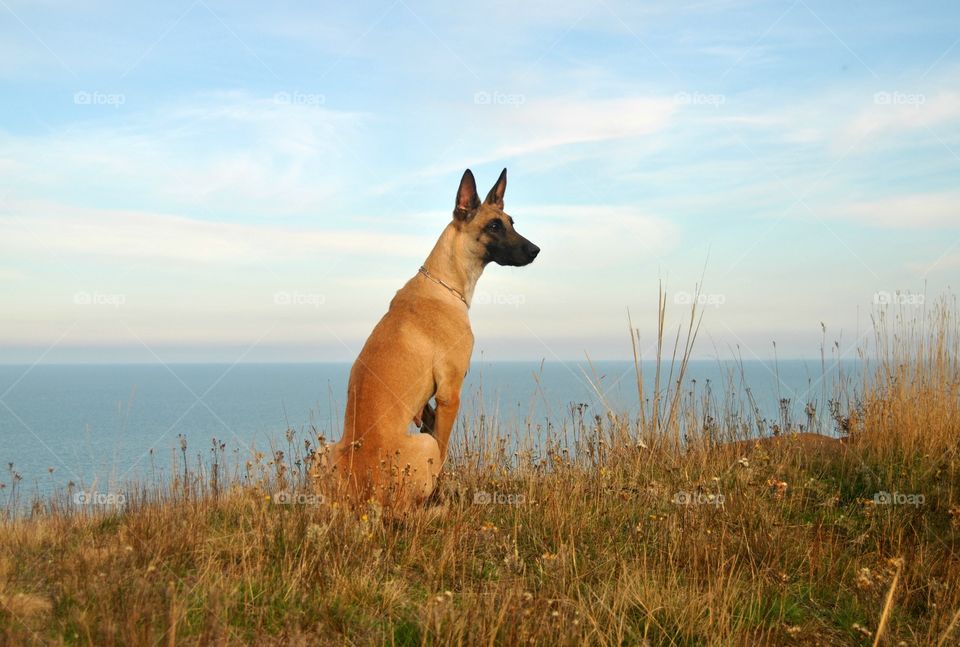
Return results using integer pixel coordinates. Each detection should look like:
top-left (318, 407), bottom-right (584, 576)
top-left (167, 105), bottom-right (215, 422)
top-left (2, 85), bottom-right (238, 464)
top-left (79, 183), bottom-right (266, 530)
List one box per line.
top-left (525, 243), bottom-right (540, 260)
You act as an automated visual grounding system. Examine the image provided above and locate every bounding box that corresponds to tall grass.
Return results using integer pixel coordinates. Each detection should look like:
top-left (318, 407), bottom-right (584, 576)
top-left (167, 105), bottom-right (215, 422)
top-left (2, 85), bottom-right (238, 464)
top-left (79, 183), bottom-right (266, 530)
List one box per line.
top-left (1, 293), bottom-right (958, 645)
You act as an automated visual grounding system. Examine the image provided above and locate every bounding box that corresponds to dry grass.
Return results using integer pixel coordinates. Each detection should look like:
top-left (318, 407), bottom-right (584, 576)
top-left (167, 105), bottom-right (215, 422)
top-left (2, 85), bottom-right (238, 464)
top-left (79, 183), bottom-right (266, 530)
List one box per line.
top-left (1, 294), bottom-right (958, 646)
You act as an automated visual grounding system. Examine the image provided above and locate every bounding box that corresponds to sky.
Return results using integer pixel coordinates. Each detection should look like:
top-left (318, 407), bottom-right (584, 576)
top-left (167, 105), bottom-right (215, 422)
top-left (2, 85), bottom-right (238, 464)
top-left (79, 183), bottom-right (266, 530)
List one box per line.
top-left (0, 0), bottom-right (957, 363)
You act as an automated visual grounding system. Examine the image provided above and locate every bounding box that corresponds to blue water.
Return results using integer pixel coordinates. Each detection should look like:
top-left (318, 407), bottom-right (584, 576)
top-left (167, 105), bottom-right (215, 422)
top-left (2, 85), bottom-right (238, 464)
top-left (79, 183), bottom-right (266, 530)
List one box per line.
top-left (0, 360), bottom-right (861, 501)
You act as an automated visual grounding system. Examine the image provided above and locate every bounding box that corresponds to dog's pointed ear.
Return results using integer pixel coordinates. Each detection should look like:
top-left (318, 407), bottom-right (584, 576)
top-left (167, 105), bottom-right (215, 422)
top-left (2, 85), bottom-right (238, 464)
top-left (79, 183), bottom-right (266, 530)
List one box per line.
top-left (454, 169), bottom-right (480, 220)
top-left (484, 167), bottom-right (507, 209)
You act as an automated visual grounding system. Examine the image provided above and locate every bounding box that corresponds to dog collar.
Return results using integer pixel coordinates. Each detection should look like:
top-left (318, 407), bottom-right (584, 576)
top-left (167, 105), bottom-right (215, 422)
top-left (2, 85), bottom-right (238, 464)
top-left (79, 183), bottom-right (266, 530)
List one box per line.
top-left (418, 266), bottom-right (468, 307)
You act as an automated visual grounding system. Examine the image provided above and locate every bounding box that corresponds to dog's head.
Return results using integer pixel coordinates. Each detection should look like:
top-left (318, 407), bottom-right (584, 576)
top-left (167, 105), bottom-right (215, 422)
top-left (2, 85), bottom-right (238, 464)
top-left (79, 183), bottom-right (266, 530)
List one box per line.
top-left (452, 168), bottom-right (539, 267)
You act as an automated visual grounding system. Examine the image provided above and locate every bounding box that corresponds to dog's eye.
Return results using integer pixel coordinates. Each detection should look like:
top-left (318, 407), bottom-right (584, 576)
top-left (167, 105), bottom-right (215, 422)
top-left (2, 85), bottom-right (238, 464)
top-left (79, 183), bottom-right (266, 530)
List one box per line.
top-left (486, 220), bottom-right (504, 232)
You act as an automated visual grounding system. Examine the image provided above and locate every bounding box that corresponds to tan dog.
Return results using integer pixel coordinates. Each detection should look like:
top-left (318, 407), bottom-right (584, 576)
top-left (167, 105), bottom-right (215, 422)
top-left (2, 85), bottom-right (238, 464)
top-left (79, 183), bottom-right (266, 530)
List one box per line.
top-left (328, 168), bottom-right (539, 509)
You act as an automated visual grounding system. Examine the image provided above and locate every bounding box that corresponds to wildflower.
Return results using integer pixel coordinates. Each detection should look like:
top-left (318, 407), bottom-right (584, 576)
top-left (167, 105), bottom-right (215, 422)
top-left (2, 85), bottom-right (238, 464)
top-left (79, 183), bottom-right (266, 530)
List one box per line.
top-left (480, 521), bottom-right (499, 533)
top-left (851, 623), bottom-right (872, 638)
top-left (855, 567), bottom-right (874, 590)
top-left (767, 478), bottom-right (788, 499)
top-left (949, 505), bottom-right (960, 528)
top-left (503, 546), bottom-right (524, 573)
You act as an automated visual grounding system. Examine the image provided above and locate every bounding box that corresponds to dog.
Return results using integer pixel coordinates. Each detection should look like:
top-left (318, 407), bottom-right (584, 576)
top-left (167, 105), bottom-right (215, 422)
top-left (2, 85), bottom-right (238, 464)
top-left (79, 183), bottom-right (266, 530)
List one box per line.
top-left (326, 168), bottom-right (539, 509)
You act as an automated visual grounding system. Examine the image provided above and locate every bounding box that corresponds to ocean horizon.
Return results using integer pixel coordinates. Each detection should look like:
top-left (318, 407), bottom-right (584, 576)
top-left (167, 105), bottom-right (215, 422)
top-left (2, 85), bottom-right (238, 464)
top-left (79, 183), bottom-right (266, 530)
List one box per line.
top-left (1, 359), bottom-right (862, 502)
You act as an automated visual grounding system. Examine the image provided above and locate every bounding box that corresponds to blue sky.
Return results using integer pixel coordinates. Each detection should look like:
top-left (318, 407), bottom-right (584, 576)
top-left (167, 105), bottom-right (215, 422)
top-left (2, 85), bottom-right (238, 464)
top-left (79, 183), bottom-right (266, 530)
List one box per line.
top-left (0, 0), bottom-right (957, 363)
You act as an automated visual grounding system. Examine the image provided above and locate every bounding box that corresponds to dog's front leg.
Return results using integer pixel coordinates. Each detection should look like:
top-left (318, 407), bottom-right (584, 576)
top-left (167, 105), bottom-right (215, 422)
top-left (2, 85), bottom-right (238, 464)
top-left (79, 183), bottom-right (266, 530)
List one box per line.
top-left (432, 383), bottom-right (462, 462)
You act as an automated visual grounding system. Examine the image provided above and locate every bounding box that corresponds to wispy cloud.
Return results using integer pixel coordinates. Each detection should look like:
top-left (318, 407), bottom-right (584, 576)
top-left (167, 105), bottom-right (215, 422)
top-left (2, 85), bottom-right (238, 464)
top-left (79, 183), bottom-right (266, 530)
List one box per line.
top-left (374, 95), bottom-right (676, 194)
top-left (837, 192), bottom-right (960, 230)
top-left (0, 199), bottom-right (428, 264)
top-left (0, 92), bottom-right (369, 216)
top-left (491, 96), bottom-right (676, 158)
top-left (846, 90), bottom-right (960, 141)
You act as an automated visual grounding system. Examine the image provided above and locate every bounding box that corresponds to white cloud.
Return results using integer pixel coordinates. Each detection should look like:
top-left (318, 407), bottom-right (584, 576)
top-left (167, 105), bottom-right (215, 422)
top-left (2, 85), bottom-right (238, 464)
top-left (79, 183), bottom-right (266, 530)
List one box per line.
top-left (0, 92), bottom-right (368, 215)
top-left (375, 95), bottom-right (676, 194)
top-left (846, 91), bottom-right (960, 141)
top-left (534, 204), bottom-right (678, 258)
top-left (0, 199), bottom-right (429, 265)
top-left (838, 192), bottom-right (960, 229)
top-left (491, 97), bottom-right (676, 158)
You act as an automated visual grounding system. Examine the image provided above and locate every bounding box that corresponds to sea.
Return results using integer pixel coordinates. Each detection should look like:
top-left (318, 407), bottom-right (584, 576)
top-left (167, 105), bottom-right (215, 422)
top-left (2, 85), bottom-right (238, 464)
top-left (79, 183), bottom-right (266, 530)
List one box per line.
top-left (0, 360), bottom-right (863, 503)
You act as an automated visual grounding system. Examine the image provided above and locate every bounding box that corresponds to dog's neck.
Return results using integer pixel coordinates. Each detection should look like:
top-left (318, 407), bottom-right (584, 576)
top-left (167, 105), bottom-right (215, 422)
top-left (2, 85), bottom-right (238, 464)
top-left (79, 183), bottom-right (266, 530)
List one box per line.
top-left (421, 222), bottom-right (484, 307)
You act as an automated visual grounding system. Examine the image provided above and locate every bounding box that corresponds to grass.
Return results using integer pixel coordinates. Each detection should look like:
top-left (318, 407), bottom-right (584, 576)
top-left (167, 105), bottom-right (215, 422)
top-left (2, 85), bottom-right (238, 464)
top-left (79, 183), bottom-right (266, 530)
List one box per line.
top-left (1, 292), bottom-right (958, 646)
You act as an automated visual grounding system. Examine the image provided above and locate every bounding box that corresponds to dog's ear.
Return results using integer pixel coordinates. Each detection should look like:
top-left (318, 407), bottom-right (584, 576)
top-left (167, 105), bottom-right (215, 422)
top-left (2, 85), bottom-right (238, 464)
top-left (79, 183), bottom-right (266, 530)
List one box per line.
top-left (454, 169), bottom-right (480, 220)
top-left (484, 168), bottom-right (507, 209)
